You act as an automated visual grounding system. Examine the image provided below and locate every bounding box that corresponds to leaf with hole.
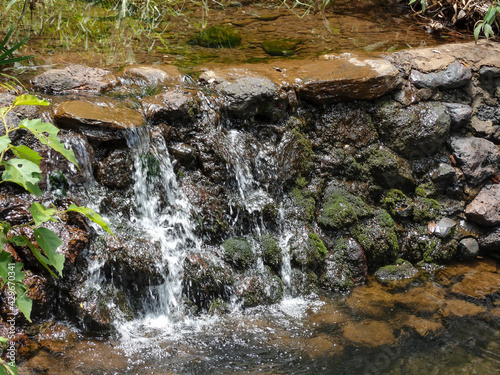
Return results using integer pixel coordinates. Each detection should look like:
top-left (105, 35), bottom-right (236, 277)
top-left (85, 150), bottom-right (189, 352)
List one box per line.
top-left (10, 145), bottom-right (43, 166)
top-left (29, 203), bottom-right (58, 227)
top-left (1, 158), bottom-right (42, 196)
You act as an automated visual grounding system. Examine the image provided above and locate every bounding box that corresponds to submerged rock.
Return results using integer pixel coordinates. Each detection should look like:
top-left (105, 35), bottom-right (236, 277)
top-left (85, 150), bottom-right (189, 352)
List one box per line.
top-left (261, 39), bottom-right (300, 56)
top-left (32, 65), bottom-right (118, 94)
top-left (189, 26), bottom-right (241, 48)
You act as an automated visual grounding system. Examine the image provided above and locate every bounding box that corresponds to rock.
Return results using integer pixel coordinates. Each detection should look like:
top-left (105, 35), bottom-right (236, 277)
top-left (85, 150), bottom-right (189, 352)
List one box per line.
top-left (443, 103), bottom-right (472, 128)
top-left (374, 102), bottom-right (451, 159)
top-left (465, 185), bottom-right (500, 226)
top-left (261, 39), bottom-right (300, 56)
top-left (409, 60), bottom-right (472, 90)
top-left (380, 189), bottom-right (414, 219)
top-left (32, 65), bottom-right (118, 94)
top-left (402, 315), bottom-right (443, 337)
top-left (449, 136), bottom-right (500, 186)
top-left (182, 253), bottom-right (234, 311)
top-left (296, 57), bottom-right (400, 104)
top-left (188, 26), bottom-right (241, 48)
top-left (434, 217), bottom-right (457, 239)
top-left (373, 259), bottom-right (418, 285)
top-left (221, 237), bottom-right (256, 269)
top-left (169, 143), bottom-right (197, 168)
top-left (345, 282), bottom-right (395, 318)
top-left (53, 100), bottom-right (145, 144)
top-left (360, 144), bottom-right (415, 191)
top-left (235, 268), bottom-right (283, 307)
top-left (215, 76), bottom-right (284, 122)
top-left (430, 163), bottom-right (456, 186)
top-left (290, 232), bottom-right (327, 271)
top-left (479, 227), bottom-right (500, 252)
top-left (343, 320), bottom-right (396, 346)
top-left (259, 234), bottom-right (282, 272)
top-left (141, 90), bottom-right (199, 125)
top-left (458, 237), bottom-right (479, 260)
top-left (443, 299), bottom-right (486, 317)
top-left (352, 209), bottom-right (399, 268)
top-left (0, 193), bottom-right (31, 225)
top-left (450, 269), bottom-right (500, 299)
top-left (318, 185), bottom-right (372, 230)
top-left (319, 237), bottom-right (367, 293)
top-left (122, 65), bottom-right (181, 85)
top-left (393, 284), bottom-right (446, 314)
top-left (97, 149), bottom-right (134, 189)
top-left (36, 324), bottom-right (78, 354)
top-left (470, 116), bottom-right (500, 140)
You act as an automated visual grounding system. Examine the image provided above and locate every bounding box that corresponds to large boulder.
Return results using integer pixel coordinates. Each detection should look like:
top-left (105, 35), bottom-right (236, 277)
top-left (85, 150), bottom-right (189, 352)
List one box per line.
top-left (465, 184), bottom-right (500, 226)
top-left (32, 65), bottom-right (118, 94)
top-left (449, 136), bottom-right (500, 186)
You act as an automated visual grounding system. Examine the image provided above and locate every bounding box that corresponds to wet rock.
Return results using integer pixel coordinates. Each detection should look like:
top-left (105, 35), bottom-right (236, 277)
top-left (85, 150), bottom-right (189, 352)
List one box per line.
top-left (345, 282), bottom-right (395, 318)
top-left (97, 149), bottom-right (134, 189)
top-left (53, 100), bottom-right (145, 145)
top-left (430, 163), bottom-right (457, 187)
top-left (465, 185), bottom-right (500, 226)
top-left (276, 127), bottom-right (315, 184)
top-left (458, 237), bottom-right (479, 260)
top-left (449, 137), bottom-right (500, 186)
top-left (183, 253), bottom-right (234, 311)
top-left (189, 25), bottom-right (241, 48)
top-left (373, 259), bottom-right (418, 285)
top-left (352, 209), bottom-right (399, 268)
top-left (261, 39), bottom-right (300, 56)
top-left (286, 181), bottom-right (316, 223)
top-left (343, 320), bottom-right (396, 346)
top-left (393, 284), bottom-right (446, 314)
top-left (36, 324), bottom-right (78, 354)
top-left (319, 237), bottom-right (367, 293)
top-left (169, 143), bottom-right (197, 168)
top-left (259, 234), bottom-right (282, 272)
top-left (450, 269), bottom-right (500, 299)
top-left (470, 116), bottom-right (500, 140)
top-left (479, 227), bottom-right (500, 252)
top-left (0, 193), bottom-right (31, 225)
top-left (122, 65), bottom-right (181, 85)
top-left (141, 90), bottom-right (199, 125)
top-left (222, 237), bottom-right (256, 269)
top-left (360, 144), bottom-right (415, 191)
top-left (443, 103), bottom-right (472, 128)
top-left (400, 225), bottom-right (441, 263)
top-left (290, 232), bottom-right (327, 271)
top-left (235, 268), bottom-right (283, 307)
top-left (318, 185), bottom-right (372, 230)
top-left (32, 65), bottom-right (118, 94)
top-left (402, 315), bottom-right (443, 337)
top-left (374, 102), bottom-right (451, 159)
top-left (409, 60), bottom-right (472, 90)
top-left (296, 57), bottom-right (400, 104)
top-left (380, 189), bottom-right (414, 219)
top-left (434, 217), bottom-right (456, 239)
top-left (443, 299), bottom-right (486, 317)
top-left (215, 76), bottom-right (284, 122)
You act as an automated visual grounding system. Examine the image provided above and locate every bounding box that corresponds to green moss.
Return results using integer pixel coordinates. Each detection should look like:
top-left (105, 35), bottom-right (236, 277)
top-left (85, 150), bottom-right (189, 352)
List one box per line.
top-left (308, 233), bottom-right (327, 259)
top-left (318, 187), bottom-right (371, 230)
top-left (290, 185), bottom-right (316, 222)
top-left (49, 170), bottom-right (68, 196)
top-left (413, 196), bottom-right (441, 223)
top-left (260, 234), bottom-right (282, 270)
top-left (222, 237), bottom-right (255, 269)
top-left (291, 127), bottom-right (315, 177)
top-left (189, 26), bottom-right (242, 48)
top-left (261, 39), bottom-right (300, 56)
top-left (141, 153), bottom-right (160, 179)
top-left (415, 183), bottom-right (435, 198)
top-left (380, 189), bottom-right (413, 219)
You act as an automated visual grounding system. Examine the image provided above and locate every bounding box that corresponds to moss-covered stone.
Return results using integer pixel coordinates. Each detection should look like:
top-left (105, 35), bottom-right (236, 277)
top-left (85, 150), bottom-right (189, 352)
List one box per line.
top-left (261, 39), bottom-right (300, 56)
top-left (373, 259), bottom-right (418, 285)
top-left (413, 196), bottom-right (441, 223)
top-left (291, 127), bottom-right (315, 177)
top-left (260, 234), bottom-right (282, 271)
top-left (236, 268), bottom-right (284, 307)
top-left (353, 209), bottom-right (399, 268)
top-left (290, 183), bottom-right (316, 222)
top-left (222, 237), bottom-right (256, 269)
top-left (380, 189), bottom-right (413, 219)
top-left (290, 232), bottom-right (327, 271)
top-left (318, 186), bottom-right (372, 230)
top-left (415, 183), bottom-right (436, 198)
top-left (189, 26), bottom-right (242, 48)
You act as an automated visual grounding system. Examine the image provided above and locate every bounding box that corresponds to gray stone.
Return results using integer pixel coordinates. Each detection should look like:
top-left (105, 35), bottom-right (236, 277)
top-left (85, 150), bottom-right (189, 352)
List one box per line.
top-left (374, 102), bottom-right (451, 159)
top-left (169, 143), bottom-right (197, 168)
top-left (409, 60), bottom-right (472, 90)
top-left (141, 91), bottom-right (198, 125)
top-left (479, 66), bottom-right (500, 79)
top-left (122, 65), bottom-right (181, 85)
top-left (374, 259), bottom-right (419, 285)
top-left (32, 65), bottom-right (118, 94)
top-left (458, 238), bottom-right (479, 260)
top-left (431, 163), bottom-right (456, 185)
top-left (216, 76), bottom-right (283, 122)
top-left (479, 227), bottom-right (500, 252)
top-left (465, 184), bottom-right (500, 226)
top-left (470, 116), bottom-right (499, 139)
top-left (449, 136), bottom-right (500, 186)
top-left (434, 217), bottom-right (457, 239)
top-left (443, 103), bottom-right (472, 128)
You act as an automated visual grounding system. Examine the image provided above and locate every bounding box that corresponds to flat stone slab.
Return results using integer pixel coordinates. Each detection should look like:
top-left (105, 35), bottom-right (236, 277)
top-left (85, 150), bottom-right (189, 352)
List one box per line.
top-left (122, 65), bottom-right (182, 85)
top-left (32, 65), bottom-right (119, 94)
top-left (465, 184), bottom-right (500, 226)
top-left (53, 100), bottom-right (144, 143)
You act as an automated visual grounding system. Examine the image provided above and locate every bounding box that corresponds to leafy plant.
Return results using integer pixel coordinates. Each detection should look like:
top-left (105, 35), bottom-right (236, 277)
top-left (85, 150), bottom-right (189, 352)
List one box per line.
top-left (408, 0), bottom-right (427, 12)
top-left (0, 95), bottom-right (111, 328)
top-left (474, 1), bottom-right (500, 41)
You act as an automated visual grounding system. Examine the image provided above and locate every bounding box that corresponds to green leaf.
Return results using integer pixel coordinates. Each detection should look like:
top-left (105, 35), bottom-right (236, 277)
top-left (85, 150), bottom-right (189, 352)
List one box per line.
top-left (67, 204), bottom-right (113, 235)
top-left (2, 361), bottom-right (19, 375)
top-left (10, 145), bottom-right (43, 166)
top-left (0, 222), bottom-right (11, 255)
top-left (19, 119), bottom-right (79, 169)
top-left (484, 23), bottom-right (494, 38)
top-left (14, 285), bottom-right (32, 323)
top-left (12, 95), bottom-right (49, 107)
top-left (33, 228), bottom-right (64, 277)
top-left (0, 336), bottom-right (8, 346)
top-left (1, 158), bottom-right (43, 196)
top-left (29, 203), bottom-right (58, 227)
top-left (0, 251), bottom-right (13, 287)
top-left (484, 6), bottom-right (497, 24)
top-left (10, 235), bottom-right (57, 278)
top-left (474, 23), bottom-right (482, 41)
top-left (0, 136), bottom-right (11, 154)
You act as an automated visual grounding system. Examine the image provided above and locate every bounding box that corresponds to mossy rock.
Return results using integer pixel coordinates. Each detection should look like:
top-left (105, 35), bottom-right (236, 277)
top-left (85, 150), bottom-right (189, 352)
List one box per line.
top-left (318, 186), bottom-right (372, 230)
top-left (373, 259), bottom-right (418, 285)
top-left (413, 196), bottom-right (441, 223)
top-left (236, 268), bottom-right (284, 307)
top-left (291, 128), bottom-right (315, 177)
top-left (353, 209), bottom-right (399, 268)
top-left (262, 39), bottom-right (300, 56)
top-left (290, 232), bottom-right (327, 270)
top-left (222, 237), bottom-right (256, 269)
top-left (260, 234), bottom-right (282, 271)
top-left (380, 189), bottom-right (413, 219)
top-left (290, 182), bottom-right (316, 223)
top-left (189, 26), bottom-right (242, 48)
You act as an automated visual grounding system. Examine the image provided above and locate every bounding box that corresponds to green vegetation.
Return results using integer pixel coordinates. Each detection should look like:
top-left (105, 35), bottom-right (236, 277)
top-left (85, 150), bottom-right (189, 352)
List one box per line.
top-left (318, 187), bottom-right (371, 230)
top-left (260, 234), bottom-right (282, 271)
top-left (261, 39), bottom-right (300, 56)
top-left (189, 26), bottom-right (241, 48)
top-left (222, 237), bottom-right (255, 269)
top-left (474, 1), bottom-right (500, 41)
